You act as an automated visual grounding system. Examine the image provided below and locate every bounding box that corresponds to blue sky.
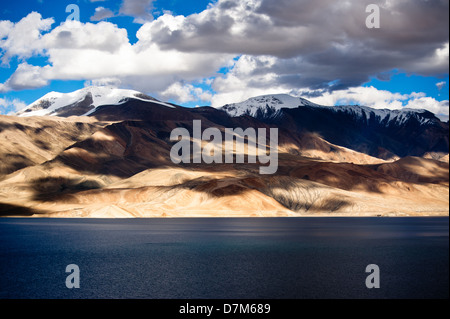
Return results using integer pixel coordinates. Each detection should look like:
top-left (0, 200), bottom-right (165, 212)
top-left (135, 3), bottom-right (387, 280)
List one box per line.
top-left (1, 0), bottom-right (449, 117)
top-left (0, 0), bottom-right (213, 110)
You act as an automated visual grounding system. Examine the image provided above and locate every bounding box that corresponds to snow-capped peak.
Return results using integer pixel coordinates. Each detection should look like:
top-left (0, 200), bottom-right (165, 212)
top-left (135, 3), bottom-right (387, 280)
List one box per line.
top-left (330, 105), bottom-right (435, 126)
top-left (221, 94), bottom-right (320, 118)
top-left (220, 94), bottom-right (439, 126)
top-left (17, 86), bottom-right (174, 117)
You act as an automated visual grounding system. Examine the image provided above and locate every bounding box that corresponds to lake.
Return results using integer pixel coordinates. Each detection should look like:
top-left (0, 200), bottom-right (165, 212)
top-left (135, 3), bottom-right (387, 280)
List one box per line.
top-left (0, 217), bottom-right (448, 299)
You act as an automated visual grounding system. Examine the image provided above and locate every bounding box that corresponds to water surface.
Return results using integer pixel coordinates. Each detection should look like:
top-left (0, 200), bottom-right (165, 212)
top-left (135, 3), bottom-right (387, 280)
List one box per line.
top-left (0, 217), bottom-right (448, 299)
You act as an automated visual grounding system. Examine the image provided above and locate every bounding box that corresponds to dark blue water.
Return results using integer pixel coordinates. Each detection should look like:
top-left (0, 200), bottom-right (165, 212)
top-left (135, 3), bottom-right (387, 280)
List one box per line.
top-left (0, 218), bottom-right (448, 299)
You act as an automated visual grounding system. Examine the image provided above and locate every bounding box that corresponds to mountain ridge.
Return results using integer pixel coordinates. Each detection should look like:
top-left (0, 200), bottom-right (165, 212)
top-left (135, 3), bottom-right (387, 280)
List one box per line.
top-left (220, 93), bottom-right (442, 127)
top-left (0, 88), bottom-right (448, 217)
top-left (19, 88), bottom-right (444, 125)
top-left (220, 93), bottom-right (448, 160)
top-left (16, 86), bottom-right (175, 117)
top-left (14, 88), bottom-right (449, 161)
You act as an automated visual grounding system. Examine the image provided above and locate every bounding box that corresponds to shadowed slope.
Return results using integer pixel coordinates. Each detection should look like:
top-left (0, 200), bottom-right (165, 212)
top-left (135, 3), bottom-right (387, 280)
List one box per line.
top-left (0, 98), bottom-right (448, 217)
top-left (0, 115), bottom-right (102, 178)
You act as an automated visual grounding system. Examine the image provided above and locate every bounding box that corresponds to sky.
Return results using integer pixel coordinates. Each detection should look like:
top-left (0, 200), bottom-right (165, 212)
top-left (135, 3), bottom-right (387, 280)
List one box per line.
top-left (0, 0), bottom-right (448, 118)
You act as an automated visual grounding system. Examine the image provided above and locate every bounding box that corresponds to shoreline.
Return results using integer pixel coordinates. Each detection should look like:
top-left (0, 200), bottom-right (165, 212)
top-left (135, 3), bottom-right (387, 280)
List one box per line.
top-left (1, 213), bottom-right (449, 218)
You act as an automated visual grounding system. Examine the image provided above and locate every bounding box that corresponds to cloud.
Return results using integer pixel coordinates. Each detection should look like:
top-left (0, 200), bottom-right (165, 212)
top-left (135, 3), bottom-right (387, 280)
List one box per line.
top-left (209, 50), bottom-right (450, 117)
top-left (84, 77), bottom-right (122, 88)
top-left (303, 86), bottom-right (449, 116)
top-left (0, 1), bottom-right (448, 114)
top-left (141, 0), bottom-right (449, 91)
top-left (210, 63), bottom-right (450, 117)
top-left (90, 7), bottom-right (115, 21)
top-left (0, 97), bottom-right (27, 114)
top-left (0, 20), bottom-right (13, 39)
top-left (405, 97), bottom-right (449, 116)
top-left (0, 14), bottom-right (231, 94)
top-left (41, 20), bottom-right (128, 52)
top-left (120, 0), bottom-right (155, 23)
top-left (161, 82), bottom-right (213, 103)
top-left (436, 81), bottom-right (447, 90)
top-left (0, 62), bottom-right (50, 92)
top-left (210, 55), bottom-right (289, 107)
top-left (0, 12), bottom-right (54, 64)
top-left (304, 86), bottom-right (411, 110)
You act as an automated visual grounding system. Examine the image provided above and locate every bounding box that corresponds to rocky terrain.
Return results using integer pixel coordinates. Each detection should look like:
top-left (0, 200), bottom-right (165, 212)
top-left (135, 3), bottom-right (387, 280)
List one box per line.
top-left (0, 88), bottom-right (448, 217)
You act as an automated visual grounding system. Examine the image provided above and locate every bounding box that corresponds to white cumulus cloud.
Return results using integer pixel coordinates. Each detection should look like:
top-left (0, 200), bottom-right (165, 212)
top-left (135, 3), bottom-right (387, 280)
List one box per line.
top-left (0, 14), bottom-right (231, 94)
top-left (0, 1), bottom-right (448, 115)
top-left (90, 7), bottom-right (115, 22)
top-left (436, 81), bottom-right (447, 90)
top-left (120, 0), bottom-right (155, 23)
top-left (0, 97), bottom-right (27, 114)
top-left (161, 82), bottom-right (212, 103)
top-left (0, 12), bottom-right (54, 64)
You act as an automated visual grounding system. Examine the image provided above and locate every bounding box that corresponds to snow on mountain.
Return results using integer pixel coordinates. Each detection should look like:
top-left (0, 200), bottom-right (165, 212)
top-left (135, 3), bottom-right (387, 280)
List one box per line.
top-left (221, 94), bottom-right (438, 126)
top-left (17, 88), bottom-right (439, 128)
top-left (17, 86), bottom-right (175, 117)
top-left (221, 94), bottom-right (320, 118)
top-left (329, 104), bottom-right (437, 126)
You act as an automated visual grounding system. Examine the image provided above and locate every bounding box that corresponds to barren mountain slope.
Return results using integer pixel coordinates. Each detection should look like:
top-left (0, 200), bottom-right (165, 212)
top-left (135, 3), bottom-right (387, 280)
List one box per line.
top-left (0, 115), bottom-right (102, 178)
top-left (1, 91), bottom-right (448, 217)
top-left (0, 151), bottom-right (447, 217)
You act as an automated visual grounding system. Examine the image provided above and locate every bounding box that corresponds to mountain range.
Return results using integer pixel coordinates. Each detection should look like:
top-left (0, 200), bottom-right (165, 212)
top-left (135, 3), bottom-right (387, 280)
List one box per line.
top-left (222, 94), bottom-right (449, 160)
top-left (0, 86), bottom-right (448, 217)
